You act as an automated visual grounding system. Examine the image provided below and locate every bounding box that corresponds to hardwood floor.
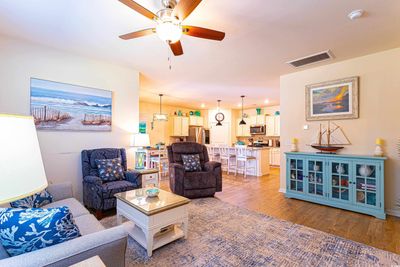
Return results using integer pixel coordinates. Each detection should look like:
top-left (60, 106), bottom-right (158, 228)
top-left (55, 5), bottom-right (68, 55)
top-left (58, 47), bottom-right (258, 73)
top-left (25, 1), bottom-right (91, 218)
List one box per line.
top-left (160, 167), bottom-right (400, 254)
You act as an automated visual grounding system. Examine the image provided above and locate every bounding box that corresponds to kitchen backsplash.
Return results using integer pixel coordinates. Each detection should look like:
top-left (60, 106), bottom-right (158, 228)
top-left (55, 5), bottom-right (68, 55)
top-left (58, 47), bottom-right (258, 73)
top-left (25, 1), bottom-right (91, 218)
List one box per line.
top-left (236, 136), bottom-right (280, 146)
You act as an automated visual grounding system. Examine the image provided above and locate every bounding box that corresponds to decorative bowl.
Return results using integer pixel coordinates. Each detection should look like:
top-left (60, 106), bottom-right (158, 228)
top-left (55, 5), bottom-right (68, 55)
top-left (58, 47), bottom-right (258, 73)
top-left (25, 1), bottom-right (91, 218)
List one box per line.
top-left (146, 188), bottom-right (160, 198)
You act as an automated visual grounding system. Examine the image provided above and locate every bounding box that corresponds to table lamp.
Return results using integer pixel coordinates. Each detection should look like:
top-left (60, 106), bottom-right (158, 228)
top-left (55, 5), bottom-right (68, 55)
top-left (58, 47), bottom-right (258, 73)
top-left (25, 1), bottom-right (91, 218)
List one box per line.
top-left (0, 114), bottom-right (48, 204)
top-left (130, 133), bottom-right (150, 169)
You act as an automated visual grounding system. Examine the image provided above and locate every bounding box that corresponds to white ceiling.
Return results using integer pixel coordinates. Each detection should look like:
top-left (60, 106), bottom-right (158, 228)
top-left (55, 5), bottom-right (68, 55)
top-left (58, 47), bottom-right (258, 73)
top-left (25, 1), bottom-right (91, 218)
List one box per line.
top-left (0, 0), bottom-right (399, 109)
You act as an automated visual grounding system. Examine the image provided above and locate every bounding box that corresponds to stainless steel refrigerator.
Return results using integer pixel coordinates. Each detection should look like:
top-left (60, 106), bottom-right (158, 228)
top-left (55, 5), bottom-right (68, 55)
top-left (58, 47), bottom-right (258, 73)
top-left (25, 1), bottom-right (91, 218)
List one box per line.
top-left (187, 126), bottom-right (209, 144)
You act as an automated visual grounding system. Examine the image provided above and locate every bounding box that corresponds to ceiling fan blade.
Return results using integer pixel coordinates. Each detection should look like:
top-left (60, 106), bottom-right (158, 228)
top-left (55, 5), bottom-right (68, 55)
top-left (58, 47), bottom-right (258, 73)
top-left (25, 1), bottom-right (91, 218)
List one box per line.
top-left (119, 28), bottom-right (155, 40)
top-left (169, 41), bottom-right (184, 56)
top-left (119, 0), bottom-right (157, 20)
top-left (173, 0), bottom-right (202, 21)
top-left (182, 26), bottom-right (225, 41)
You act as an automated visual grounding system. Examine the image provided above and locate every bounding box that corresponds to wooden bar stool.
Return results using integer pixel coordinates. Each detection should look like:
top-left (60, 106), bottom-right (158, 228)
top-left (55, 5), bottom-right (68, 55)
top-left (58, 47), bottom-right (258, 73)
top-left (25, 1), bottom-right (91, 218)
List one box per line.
top-left (219, 145), bottom-right (236, 175)
top-left (235, 145), bottom-right (256, 178)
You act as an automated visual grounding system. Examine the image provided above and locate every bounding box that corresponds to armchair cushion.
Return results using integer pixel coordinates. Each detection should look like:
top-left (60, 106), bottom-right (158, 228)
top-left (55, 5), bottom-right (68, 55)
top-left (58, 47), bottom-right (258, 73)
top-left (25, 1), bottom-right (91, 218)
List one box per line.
top-left (0, 206), bottom-right (80, 257)
top-left (10, 189), bottom-right (53, 209)
top-left (125, 170), bottom-right (142, 188)
top-left (100, 180), bottom-right (136, 199)
top-left (184, 171), bottom-right (217, 190)
top-left (95, 158), bottom-right (125, 182)
top-left (182, 154), bottom-right (202, 172)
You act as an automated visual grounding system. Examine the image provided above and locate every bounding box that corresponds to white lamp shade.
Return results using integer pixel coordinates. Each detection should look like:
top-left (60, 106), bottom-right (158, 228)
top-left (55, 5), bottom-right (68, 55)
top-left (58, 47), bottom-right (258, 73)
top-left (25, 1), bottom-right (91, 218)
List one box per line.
top-left (0, 115), bottom-right (48, 204)
top-left (130, 133), bottom-right (150, 147)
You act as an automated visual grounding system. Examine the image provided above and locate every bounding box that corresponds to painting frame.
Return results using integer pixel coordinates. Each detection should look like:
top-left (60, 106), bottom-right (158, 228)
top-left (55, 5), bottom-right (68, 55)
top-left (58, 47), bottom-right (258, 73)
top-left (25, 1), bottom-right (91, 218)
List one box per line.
top-left (305, 76), bottom-right (359, 121)
top-left (30, 78), bottom-right (113, 132)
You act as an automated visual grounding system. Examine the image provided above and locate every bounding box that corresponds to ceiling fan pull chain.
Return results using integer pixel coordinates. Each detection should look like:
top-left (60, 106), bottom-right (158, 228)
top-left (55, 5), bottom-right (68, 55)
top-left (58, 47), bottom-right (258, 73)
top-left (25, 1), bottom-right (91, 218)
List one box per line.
top-left (167, 42), bottom-right (172, 70)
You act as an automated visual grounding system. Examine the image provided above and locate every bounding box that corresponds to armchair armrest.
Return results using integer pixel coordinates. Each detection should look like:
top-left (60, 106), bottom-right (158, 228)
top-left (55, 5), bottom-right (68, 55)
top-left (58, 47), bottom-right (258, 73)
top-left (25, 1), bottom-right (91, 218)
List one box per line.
top-left (0, 224), bottom-right (129, 267)
top-left (125, 170), bottom-right (142, 188)
top-left (83, 175), bottom-right (103, 186)
top-left (204, 161), bottom-right (222, 172)
top-left (169, 163), bottom-right (185, 195)
top-left (47, 182), bottom-right (73, 201)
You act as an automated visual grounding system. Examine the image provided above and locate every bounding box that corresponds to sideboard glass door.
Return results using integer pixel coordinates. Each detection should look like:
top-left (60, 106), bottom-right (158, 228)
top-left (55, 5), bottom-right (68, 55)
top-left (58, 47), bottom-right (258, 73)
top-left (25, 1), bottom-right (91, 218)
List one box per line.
top-left (306, 159), bottom-right (324, 197)
top-left (330, 161), bottom-right (351, 203)
top-left (289, 158), bottom-right (304, 193)
top-left (355, 162), bottom-right (379, 208)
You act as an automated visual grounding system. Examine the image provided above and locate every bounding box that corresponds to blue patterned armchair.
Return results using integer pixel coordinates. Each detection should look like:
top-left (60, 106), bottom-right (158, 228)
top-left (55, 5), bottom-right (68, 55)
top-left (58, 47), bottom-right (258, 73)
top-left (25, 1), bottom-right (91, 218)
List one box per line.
top-left (82, 148), bottom-right (141, 218)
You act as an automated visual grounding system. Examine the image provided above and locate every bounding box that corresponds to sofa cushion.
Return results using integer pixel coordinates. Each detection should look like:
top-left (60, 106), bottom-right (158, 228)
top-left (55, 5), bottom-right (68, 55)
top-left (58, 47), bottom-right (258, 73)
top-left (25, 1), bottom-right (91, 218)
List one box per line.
top-left (184, 171), bottom-right (216, 190)
top-left (182, 154), bottom-right (202, 172)
top-left (42, 198), bottom-right (89, 218)
top-left (0, 206), bottom-right (81, 256)
top-left (74, 214), bottom-right (105, 235)
top-left (95, 158), bottom-right (125, 182)
top-left (10, 189), bottom-right (53, 209)
top-left (101, 180), bottom-right (136, 199)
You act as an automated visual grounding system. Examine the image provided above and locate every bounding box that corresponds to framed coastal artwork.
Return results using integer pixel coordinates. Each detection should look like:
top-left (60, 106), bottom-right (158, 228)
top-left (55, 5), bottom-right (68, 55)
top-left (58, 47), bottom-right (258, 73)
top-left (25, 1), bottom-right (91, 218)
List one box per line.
top-left (305, 76), bottom-right (359, 121)
top-left (30, 78), bottom-right (112, 131)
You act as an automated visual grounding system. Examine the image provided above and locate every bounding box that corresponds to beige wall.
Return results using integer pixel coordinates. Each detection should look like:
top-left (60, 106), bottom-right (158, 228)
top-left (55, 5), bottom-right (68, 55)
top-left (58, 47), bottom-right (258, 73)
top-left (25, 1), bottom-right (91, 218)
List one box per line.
top-left (280, 47), bottom-right (400, 215)
top-left (139, 101), bottom-right (208, 145)
top-left (0, 36), bottom-right (140, 200)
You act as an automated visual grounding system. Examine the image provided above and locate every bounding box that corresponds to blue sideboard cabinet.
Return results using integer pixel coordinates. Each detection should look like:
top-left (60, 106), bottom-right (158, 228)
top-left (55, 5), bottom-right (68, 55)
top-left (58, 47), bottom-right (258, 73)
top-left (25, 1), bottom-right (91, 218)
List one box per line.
top-left (285, 152), bottom-right (386, 219)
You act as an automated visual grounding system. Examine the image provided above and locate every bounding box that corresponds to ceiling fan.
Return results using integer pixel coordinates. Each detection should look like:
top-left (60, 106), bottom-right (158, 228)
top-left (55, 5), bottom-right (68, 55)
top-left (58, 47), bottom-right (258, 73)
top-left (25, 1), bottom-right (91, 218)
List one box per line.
top-left (118, 0), bottom-right (225, 56)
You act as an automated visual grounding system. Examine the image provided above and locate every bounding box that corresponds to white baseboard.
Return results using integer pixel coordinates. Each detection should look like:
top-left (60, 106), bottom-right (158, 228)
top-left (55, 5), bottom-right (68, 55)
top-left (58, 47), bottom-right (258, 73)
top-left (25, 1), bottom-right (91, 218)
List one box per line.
top-left (386, 208), bottom-right (400, 218)
top-left (278, 188), bottom-right (286, 193)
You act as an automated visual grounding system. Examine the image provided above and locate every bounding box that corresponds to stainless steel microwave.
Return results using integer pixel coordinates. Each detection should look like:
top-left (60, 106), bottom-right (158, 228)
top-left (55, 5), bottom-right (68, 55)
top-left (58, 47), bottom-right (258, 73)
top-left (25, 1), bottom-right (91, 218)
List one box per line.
top-left (250, 125), bottom-right (266, 135)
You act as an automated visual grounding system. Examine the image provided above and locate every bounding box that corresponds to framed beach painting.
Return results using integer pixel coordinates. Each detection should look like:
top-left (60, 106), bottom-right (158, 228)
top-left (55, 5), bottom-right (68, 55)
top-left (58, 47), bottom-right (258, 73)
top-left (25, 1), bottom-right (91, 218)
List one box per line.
top-left (305, 76), bottom-right (359, 121)
top-left (30, 78), bottom-right (112, 131)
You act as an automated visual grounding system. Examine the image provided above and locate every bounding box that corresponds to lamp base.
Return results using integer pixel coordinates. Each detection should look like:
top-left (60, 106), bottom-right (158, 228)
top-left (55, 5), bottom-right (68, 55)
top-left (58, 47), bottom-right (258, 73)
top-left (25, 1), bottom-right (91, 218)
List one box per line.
top-left (135, 150), bottom-right (146, 170)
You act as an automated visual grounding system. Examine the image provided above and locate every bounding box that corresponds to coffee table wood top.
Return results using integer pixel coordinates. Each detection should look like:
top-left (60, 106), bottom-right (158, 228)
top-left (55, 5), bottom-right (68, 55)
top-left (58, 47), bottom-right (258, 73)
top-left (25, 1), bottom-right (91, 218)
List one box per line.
top-left (115, 188), bottom-right (190, 216)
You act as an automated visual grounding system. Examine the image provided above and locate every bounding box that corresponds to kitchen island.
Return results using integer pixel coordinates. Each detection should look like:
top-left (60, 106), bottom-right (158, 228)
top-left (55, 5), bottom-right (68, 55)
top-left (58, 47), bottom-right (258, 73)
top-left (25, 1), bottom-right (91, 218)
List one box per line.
top-left (206, 145), bottom-right (271, 177)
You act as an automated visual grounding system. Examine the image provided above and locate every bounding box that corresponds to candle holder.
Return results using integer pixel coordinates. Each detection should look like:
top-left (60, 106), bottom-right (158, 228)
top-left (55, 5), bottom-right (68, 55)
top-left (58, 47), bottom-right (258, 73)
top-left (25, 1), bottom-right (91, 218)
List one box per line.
top-left (374, 138), bottom-right (384, 157)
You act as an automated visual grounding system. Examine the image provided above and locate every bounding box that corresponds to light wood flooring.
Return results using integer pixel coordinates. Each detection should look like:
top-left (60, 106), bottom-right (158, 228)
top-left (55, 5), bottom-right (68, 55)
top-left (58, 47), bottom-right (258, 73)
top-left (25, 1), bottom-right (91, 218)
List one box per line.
top-left (160, 167), bottom-right (400, 254)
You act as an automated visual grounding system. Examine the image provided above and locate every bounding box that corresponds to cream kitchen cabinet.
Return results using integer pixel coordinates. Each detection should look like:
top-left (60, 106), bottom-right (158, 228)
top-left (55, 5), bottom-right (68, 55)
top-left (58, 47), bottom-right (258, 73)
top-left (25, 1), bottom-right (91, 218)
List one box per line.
top-left (189, 116), bottom-right (204, 127)
top-left (269, 148), bottom-right (280, 166)
top-left (249, 115), bottom-right (265, 125)
top-left (170, 116), bottom-right (189, 136)
top-left (266, 115), bottom-right (280, 136)
top-left (236, 118), bottom-right (251, 137)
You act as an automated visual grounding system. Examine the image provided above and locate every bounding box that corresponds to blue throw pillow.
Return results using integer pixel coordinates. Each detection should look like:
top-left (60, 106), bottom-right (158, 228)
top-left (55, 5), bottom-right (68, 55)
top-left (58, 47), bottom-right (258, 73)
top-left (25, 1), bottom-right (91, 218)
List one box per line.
top-left (0, 206), bottom-right (81, 256)
top-left (182, 154), bottom-right (202, 172)
top-left (10, 189), bottom-right (53, 209)
top-left (95, 158), bottom-right (125, 182)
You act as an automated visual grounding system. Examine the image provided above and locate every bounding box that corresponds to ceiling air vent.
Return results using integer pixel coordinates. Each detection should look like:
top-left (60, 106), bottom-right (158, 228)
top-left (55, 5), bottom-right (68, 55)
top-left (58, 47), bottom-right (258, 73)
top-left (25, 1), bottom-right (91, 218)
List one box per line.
top-left (287, 50), bottom-right (334, 68)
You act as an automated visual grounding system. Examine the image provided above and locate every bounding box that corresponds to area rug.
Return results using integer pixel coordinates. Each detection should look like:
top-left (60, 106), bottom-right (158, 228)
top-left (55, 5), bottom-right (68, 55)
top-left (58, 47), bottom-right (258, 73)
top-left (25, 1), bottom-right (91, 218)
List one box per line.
top-left (101, 198), bottom-right (400, 266)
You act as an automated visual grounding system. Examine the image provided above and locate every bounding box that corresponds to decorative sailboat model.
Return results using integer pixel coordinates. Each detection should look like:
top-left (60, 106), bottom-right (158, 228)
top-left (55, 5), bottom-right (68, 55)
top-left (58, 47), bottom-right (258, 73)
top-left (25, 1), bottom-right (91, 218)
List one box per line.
top-left (311, 121), bottom-right (351, 154)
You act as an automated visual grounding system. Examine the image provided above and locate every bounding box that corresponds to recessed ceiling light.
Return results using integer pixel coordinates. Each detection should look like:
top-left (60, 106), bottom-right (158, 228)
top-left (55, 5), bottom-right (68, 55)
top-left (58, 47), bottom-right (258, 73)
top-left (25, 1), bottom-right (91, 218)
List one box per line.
top-left (264, 99), bottom-right (270, 104)
top-left (348, 9), bottom-right (364, 20)
top-left (200, 103), bottom-right (205, 108)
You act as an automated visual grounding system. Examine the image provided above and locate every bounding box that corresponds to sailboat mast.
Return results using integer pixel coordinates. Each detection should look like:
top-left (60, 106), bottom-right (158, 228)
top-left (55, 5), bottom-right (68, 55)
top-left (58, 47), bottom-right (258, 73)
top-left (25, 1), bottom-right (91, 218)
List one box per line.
top-left (327, 121), bottom-right (331, 146)
top-left (318, 124), bottom-right (322, 145)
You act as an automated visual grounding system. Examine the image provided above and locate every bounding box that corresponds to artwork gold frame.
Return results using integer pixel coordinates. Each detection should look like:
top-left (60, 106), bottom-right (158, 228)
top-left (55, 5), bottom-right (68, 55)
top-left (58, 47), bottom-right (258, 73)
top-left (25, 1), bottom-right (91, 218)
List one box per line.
top-left (305, 76), bottom-right (359, 121)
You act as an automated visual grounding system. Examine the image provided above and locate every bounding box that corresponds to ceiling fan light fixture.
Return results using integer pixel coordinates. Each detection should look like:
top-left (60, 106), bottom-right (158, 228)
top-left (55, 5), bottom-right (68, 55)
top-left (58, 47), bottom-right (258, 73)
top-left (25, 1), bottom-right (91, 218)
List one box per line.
top-left (156, 9), bottom-right (182, 43)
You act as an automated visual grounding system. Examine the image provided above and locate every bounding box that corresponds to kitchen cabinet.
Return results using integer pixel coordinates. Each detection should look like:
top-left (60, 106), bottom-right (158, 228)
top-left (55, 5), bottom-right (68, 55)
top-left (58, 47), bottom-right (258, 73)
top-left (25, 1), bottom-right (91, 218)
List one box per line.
top-left (269, 148), bottom-right (280, 166)
top-left (266, 115), bottom-right (280, 136)
top-left (189, 116), bottom-right (204, 127)
top-left (249, 115), bottom-right (265, 125)
top-left (285, 152), bottom-right (386, 219)
top-left (236, 118), bottom-right (251, 137)
top-left (170, 116), bottom-right (189, 136)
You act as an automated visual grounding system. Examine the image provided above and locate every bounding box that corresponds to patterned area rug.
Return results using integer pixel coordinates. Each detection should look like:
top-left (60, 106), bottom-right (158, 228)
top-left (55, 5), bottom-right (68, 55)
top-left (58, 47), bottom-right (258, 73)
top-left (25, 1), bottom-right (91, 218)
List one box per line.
top-left (101, 198), bottom-right (400, 266)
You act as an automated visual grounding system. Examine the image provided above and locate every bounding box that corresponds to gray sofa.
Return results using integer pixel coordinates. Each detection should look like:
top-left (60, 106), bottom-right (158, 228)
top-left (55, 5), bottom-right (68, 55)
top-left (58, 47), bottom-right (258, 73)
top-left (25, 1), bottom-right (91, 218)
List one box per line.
top-left (0, 183), bottom-right (128, 267)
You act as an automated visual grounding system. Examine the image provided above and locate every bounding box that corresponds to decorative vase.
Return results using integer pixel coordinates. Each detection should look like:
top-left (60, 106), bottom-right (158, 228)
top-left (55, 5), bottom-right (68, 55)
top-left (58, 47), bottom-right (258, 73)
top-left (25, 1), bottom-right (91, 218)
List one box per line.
top-left (359, 165), bottom-right (373, 177)
top-left (256, 108), bottom-right (261, 115)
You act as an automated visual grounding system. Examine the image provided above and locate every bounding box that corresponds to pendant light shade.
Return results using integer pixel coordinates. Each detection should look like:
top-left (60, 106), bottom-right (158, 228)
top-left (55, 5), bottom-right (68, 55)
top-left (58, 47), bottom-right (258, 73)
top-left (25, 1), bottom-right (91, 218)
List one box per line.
top-left (215, 99), bottom-right (224, 126)
top-left (153, 94), bottom-right (168, 121)
top-left (239, 95), bottom-right (246, 125)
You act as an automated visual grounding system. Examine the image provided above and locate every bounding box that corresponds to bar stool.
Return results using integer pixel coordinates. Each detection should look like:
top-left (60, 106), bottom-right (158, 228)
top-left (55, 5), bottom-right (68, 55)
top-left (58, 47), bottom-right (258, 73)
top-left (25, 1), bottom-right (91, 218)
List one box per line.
top-left (149, 149), bottom-right (169, 178)
top-left (219, 145), bottom-right (236, 175)
top-left (235, 145), bottom-right (256, 178)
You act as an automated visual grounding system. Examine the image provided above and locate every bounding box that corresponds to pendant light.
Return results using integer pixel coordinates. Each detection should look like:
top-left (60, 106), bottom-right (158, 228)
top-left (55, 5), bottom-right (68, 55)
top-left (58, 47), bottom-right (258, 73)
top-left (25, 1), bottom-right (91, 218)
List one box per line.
top-left (239, 95), bottom-right (246, 125)
top-left (153, 94), bottom-right (168, 121)
top-left (215, 100), bottom-right (224, 126)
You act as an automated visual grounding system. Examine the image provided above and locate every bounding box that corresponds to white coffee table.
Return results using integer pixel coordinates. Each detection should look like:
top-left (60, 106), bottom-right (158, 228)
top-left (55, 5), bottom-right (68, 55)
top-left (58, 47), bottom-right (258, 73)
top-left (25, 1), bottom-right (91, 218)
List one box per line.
top-left (115, 188), bottom-right (190, 257)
